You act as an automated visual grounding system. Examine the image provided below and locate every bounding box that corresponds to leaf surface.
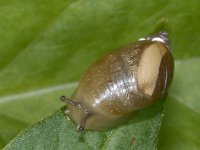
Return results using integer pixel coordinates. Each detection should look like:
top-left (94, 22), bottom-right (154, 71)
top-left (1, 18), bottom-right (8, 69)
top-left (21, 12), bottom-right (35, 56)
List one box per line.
top-left (0, 0), bottom-right (200, 149)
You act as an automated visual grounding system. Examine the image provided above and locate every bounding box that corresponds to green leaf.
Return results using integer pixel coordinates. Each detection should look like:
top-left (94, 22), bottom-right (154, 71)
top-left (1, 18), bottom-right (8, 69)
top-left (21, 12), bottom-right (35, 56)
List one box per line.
top-left (4, 102), bottom-right (164, 150)
top-left (0, 0), bottom-right (200, 149)
top-left (0, 114), bottom-right (28, 148)
top-left (158, 58), bottom-right (200, 150)
top-left (0, 83), bottom-right (77, 148)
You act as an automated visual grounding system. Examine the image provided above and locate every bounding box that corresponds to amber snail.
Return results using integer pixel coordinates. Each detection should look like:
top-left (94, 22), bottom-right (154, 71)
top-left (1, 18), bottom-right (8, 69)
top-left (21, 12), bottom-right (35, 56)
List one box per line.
top-left (60, 31), bottom-right (174, 131)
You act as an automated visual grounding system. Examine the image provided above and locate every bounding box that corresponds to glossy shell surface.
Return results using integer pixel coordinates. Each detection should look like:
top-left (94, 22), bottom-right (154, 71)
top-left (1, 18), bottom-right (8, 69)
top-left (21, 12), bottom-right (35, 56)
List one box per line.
top-left (61, 32), bottom-right (174, 131)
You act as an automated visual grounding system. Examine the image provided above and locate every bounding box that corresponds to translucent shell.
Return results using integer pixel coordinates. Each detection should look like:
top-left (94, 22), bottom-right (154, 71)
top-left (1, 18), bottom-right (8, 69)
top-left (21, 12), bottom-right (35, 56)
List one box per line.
top-left (61, 32), bottom-right (174, 131)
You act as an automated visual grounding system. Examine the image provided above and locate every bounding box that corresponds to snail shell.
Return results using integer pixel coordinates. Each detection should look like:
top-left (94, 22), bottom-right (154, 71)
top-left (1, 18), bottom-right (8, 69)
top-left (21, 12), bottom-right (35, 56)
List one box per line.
top-left (61, 32), bottom-right (174, 131)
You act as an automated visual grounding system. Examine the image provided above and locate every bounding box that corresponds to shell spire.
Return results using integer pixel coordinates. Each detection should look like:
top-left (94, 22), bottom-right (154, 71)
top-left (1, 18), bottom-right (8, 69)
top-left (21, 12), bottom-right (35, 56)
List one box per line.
top-left (146, 32), bottom-right (171, 51)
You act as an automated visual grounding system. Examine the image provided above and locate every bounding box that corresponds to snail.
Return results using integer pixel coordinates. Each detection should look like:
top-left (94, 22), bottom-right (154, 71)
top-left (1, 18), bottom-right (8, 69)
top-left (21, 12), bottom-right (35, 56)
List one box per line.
top-left (60, 32), bottom-right (174, 131)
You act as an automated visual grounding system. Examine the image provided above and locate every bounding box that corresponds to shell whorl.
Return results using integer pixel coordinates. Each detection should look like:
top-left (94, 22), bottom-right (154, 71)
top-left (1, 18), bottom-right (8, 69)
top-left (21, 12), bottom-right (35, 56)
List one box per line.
top-left (75, 41), bottom-right (170, 116)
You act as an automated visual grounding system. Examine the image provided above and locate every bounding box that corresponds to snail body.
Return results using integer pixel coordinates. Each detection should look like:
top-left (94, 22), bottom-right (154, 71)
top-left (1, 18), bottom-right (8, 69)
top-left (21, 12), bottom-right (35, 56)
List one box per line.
top-left (61, 32), bottom-right (174, 131)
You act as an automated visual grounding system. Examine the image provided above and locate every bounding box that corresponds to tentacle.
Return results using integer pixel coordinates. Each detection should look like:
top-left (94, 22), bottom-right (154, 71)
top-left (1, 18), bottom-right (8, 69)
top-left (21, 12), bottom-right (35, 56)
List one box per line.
top-left (60, 95), bottom-right (91, 132)
top-left (60, 96), bottom-right (80, 107)
top-left (76, 109), bottom-right (90, 132)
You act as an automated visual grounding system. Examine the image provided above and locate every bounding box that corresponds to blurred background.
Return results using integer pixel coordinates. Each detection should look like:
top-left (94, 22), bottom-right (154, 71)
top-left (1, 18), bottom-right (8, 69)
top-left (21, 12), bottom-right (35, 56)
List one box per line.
top-left (0, 0), bottom-right (200, 149)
